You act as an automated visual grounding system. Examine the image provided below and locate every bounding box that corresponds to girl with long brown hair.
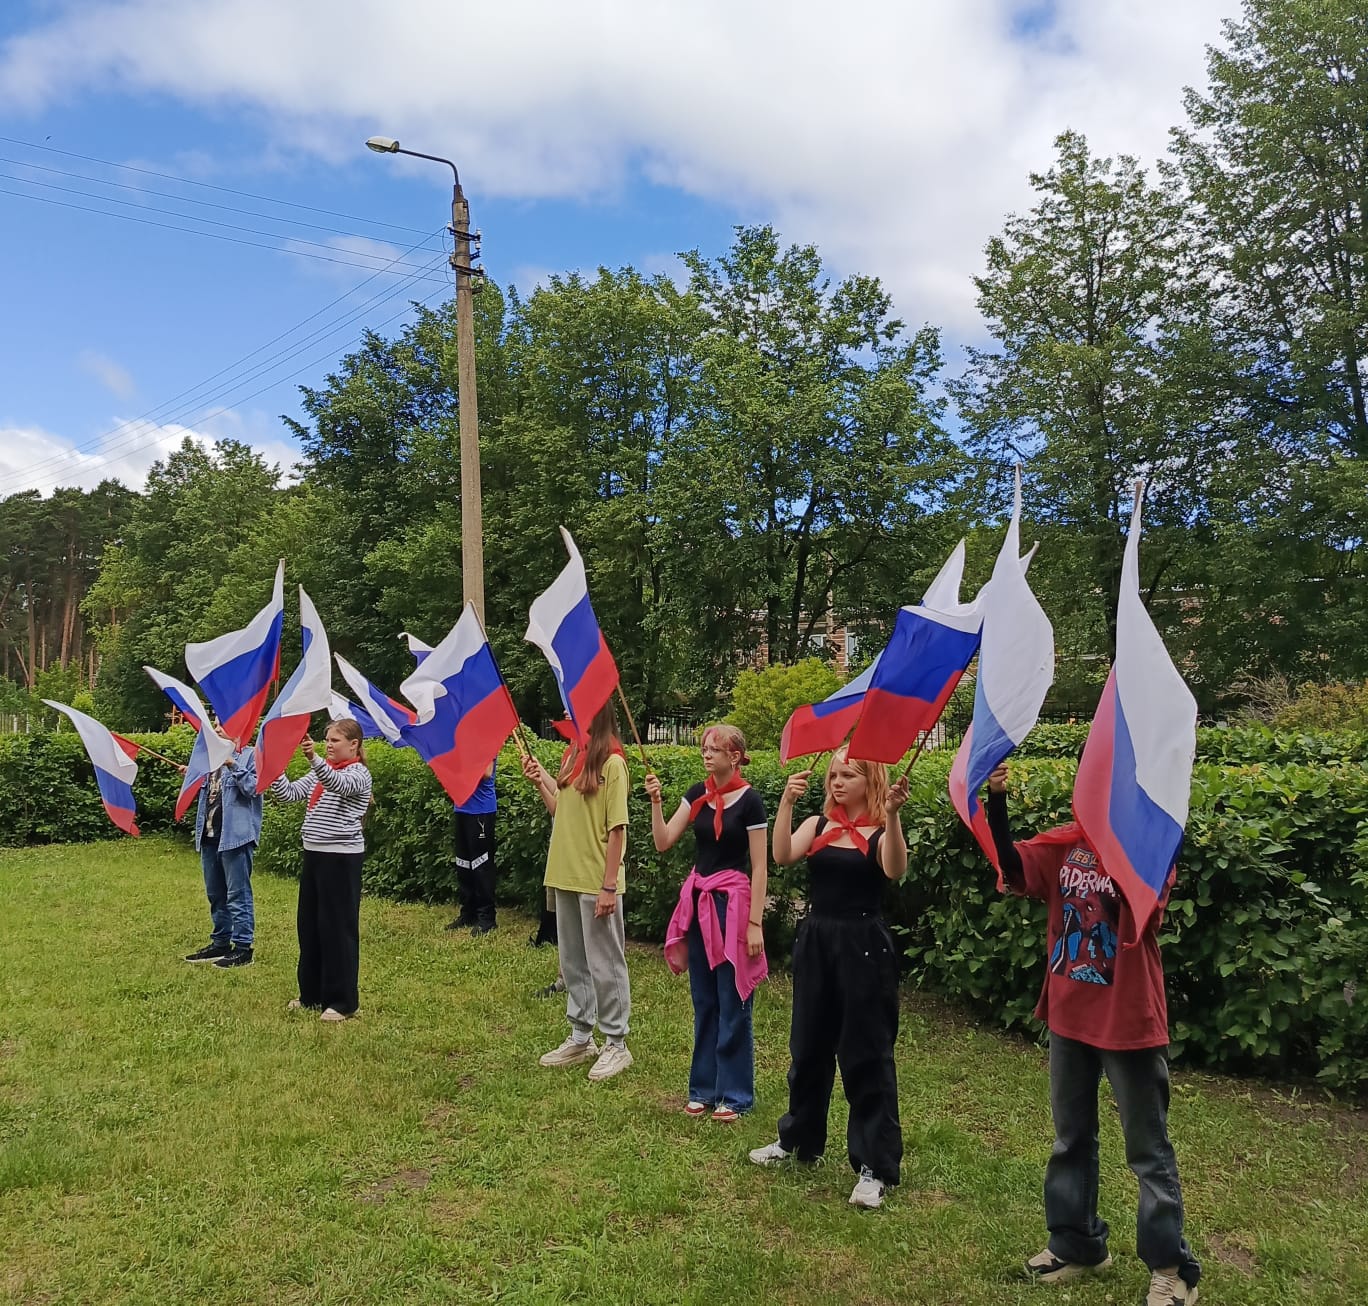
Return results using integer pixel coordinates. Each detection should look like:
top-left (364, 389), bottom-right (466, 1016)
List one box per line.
top-left (521, 701), bottom-right (634, 1081)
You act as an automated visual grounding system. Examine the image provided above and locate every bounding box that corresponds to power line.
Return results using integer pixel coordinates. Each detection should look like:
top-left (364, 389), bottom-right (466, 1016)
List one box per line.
top-left (6, 220), bottom-right (449, 479)
top-left (0, 134), bottom-right (431, 237)
top-left (13, 248), bottom-right (453, 488)
top-left (0, 154), bottom-right (433, 244)
top-left (0, 179), bottom-right (448, 280)
top-left (23, 283), bottom-right (451, 496)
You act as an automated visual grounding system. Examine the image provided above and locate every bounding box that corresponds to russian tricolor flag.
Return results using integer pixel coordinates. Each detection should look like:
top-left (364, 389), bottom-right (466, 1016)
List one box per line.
top-left (1074, 486), bottom-right (1197, 942)
top-left (334, 653), bottom-right (416, 746)
top-left (400, 604), bottom-right (519, 805)
top-left (144, 665), bottom-right (235, 819)
top-left (184, 560), bottom-right (285, 744)
top-left (525, 527), bottom-right (619, 741)
top-left (779, 656), bottom-right (881, 764)
top-left (847, 541), bottom-right (985, 763)
top-left (254, 587), bottom-right (333, 792)
top-left (949, 468), bottom-right (1055, 880)
top-left (44, 699), bottom-right (142, 836)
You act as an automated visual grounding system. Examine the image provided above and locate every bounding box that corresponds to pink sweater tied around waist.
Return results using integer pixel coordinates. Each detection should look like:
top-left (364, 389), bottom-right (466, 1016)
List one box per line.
top-left (664, 868), bottom-right (769, 1002)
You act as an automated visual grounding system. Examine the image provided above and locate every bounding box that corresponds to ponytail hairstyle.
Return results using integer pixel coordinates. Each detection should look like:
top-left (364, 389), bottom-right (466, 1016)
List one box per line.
top-left (700, 723), bottom-right (750, 768)
top-left (557, 699), bottom-right (622, 796)
top-left (823, 745), bottom-right (888, 827)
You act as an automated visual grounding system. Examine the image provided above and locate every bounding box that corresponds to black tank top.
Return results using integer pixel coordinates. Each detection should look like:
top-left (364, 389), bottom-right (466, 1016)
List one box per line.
top-left (806, 817), bottom-right (886, 918)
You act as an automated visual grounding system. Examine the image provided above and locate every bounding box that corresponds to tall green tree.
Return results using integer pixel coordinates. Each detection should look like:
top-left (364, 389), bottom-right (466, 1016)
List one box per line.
top-left (1176, 0), bottom-right (1368, 455)
top-left (950, 132), bottom-right (1243, 692)
top-left (667, 225), bottom-right (959, 677)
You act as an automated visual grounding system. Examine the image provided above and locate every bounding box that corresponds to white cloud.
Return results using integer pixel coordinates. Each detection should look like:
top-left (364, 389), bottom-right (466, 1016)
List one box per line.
top-left (0, 0), bottom-right (1240, 334)
top-left (0, 411), bottom-right (299, 497)
top-left (78, 349), bottom-right (136, 399)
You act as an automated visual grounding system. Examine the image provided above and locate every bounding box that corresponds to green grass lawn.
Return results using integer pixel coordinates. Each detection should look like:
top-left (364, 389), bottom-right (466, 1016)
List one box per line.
top-left (1, 838), bottom-right (1365, 1304)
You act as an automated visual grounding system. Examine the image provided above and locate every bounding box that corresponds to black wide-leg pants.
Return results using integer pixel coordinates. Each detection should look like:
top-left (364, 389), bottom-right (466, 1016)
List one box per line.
top-left (777, 913), bottom-right (903, 1185)
top-left (297, 848), bottom-right (364, 1015)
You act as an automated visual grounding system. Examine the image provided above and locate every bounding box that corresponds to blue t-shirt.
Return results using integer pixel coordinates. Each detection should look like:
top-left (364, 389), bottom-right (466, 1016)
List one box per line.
top-left (454, 762), bottom-right (497, 815)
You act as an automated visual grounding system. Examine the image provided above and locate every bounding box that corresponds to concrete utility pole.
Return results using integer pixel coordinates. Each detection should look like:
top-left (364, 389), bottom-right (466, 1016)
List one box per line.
top-left (366, 136), bottom-right (485, 619)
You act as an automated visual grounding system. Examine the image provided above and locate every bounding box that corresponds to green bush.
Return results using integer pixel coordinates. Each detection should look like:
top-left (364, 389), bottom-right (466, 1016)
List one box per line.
top-left (896, 752), bottom-right (1368, 1091)
top-left (725, 659), bottom-right (842, 749)
top-left (0, 726), bottom-right (193, 846)
top-left (6, 722), bottom-right (1368, 1088)
top-left (1020, 721), bottom-right (1368, 766)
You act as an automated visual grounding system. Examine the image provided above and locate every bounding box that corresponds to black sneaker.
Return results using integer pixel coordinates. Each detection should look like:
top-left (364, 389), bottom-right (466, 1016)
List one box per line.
top-left (213, 946), bottom-right (254, 968)
top-left (470, 921), bottom-right (497, 936)
top-left (445, 913), bottom-right (476, 932)
top-left (185, 943), bottom-right (232, 963)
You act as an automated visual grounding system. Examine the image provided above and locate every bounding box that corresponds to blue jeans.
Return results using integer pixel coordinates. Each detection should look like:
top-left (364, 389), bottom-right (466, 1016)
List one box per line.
top-left (200, 840), bottom-right (256, 947)
top-left (687, 891), bottom-right (754, 1112)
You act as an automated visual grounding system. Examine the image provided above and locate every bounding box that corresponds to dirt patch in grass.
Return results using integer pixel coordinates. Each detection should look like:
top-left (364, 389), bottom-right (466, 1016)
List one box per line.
top-left (0, 1039), bottom-right (17, 1058)
top-left (1207, 1232), bottom-right (1257, 1274)
top-left (359, 1167), bottom-right (432, 1204)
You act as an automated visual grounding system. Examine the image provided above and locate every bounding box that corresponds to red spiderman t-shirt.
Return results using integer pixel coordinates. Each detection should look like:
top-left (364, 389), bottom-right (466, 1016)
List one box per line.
top-left (1012, 829), bottom-right (1170, 1051)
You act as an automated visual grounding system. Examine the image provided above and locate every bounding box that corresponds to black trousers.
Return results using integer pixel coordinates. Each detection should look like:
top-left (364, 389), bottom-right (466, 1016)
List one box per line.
top-left (297, 849), bottom-right (364, 1015)
top-left (777, 914), bottom-right (903, 1184)
top-left (452, 810), bottom-right (497, 927)
top-left (1046, 1033), bottom-right (1200, 1286)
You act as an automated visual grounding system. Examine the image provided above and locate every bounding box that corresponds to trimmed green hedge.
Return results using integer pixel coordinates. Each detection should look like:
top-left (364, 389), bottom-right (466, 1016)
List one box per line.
top-left (4, 726), bottom-right (1367, 1088)
top-left (1024, 721), bottom-right (1368, 765)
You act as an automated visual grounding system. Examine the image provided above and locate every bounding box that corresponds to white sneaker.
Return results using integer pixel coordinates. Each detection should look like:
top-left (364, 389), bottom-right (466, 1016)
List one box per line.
top-left (1025, 1248), bottom-right (1113, 1284)
top-left (849, 1166), bottom-right (885, 1209)
top-left (748, 1140), bottom-right (792, 1166)
top-left (539, 1035), bottom-right (599, 1067)
top-left (1146, 1268), bottom-right (1198, 1305)
top-left (587, 1042), bottom-right (633, 1081)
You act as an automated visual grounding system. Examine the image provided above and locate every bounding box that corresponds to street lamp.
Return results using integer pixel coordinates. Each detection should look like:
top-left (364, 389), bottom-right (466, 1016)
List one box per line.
top-left (366, 135), bottom-right (485, 619)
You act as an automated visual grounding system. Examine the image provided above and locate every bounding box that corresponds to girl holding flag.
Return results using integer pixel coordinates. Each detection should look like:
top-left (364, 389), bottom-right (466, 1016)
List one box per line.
top-left (521, 701), bottom-right (634, 1082)
top-left (648, 724), bottom-right (768, 1121)
top-left (749, 747), bottom-right (909, 1210)
top-left (269, 718), bottom-right (373, 1023)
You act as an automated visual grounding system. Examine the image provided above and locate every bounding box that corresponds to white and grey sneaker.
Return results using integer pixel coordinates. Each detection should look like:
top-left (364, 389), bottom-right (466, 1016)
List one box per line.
top-left (1025, 1248), bottom-right (1113, 1284)
top-left (587, 1042), bottom-right (634, 1081)
top-left (747, 1140), bottom-right (792, 1166)
top-left (1146, 1267), bottom-right (1198, 1305)
top-left (539, 1035), bottom-right (599, 1067)
top-left (849, 1166), bottom-right (885, 1209)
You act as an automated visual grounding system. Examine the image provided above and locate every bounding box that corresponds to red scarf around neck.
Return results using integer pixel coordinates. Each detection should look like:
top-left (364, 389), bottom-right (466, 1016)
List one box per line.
top-left (308, 757), bottom-right (361, 809)
top-left (809, 804), bottom-right (877, 855)
top-left (687, 771), bottom-right (749, 838)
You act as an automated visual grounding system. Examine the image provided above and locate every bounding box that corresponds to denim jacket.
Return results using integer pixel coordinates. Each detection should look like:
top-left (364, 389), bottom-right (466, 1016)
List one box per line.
top-left (194, 747), bottom-right (263, 853)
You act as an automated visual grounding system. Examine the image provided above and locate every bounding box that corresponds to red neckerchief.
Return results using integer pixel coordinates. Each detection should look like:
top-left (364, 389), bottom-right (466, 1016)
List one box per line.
top-left (559, 741), bottom-right (625, 785)
top-left (309, 757), bottom-right (361, 809)
top-left (809, 805), bottom-right (876, 855)
top-left (687, 771), bottom-right (749, 839)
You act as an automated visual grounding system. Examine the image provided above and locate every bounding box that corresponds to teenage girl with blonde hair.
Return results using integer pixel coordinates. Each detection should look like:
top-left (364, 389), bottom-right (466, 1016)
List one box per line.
top-left (749, 745), bottom-right (909, 1209)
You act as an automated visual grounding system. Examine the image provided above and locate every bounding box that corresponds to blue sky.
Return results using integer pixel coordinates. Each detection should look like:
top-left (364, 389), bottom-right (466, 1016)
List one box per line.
top-left (0, 0), bottom-right (1239, 497)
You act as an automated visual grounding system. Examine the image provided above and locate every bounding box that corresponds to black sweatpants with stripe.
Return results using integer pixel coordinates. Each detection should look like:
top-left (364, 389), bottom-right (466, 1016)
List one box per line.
top-left (777, 913), bottom-right (903, 1185)
top-left (453, 810), bottom-right (497, 928)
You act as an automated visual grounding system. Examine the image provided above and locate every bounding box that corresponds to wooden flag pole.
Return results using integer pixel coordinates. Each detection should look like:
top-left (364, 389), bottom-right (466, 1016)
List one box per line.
top-left (897, 731), bottom-right (929, 782)
top-left (128, 741), bottom-right (186, 771)
top-left (615, 685), bottom-right (652, 774)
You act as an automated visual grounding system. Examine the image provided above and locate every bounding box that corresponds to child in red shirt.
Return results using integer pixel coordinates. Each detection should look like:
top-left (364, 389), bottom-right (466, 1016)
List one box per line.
top-left (986, 763), bottom-right (1199, 1306)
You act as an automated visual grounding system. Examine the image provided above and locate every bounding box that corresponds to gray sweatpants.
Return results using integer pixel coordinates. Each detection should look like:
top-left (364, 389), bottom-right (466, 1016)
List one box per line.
top-left (555, 889), bottom-right (631, 1043)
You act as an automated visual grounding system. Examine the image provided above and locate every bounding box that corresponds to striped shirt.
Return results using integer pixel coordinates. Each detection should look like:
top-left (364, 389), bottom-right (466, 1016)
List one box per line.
top-left (271, 756), bottom-right (372, 853)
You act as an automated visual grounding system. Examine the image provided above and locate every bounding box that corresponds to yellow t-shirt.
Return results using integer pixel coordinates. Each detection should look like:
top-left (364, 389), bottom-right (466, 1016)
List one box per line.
top-left (543, 753), bottom-right (630, 895)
